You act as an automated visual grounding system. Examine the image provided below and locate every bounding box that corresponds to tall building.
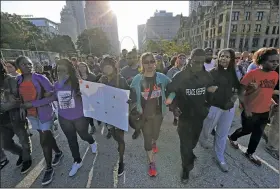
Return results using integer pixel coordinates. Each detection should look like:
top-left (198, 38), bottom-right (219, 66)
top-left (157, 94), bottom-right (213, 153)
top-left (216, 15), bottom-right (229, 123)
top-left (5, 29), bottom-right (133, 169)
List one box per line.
top-left (59, 4), bottom-right (79, 43)
top-left (137, 24), bottom-right (145, 53)
top-left (25, 17), bottom-right (59, 37)
top-left (189, 1), bottom-right (212, 14)
top-left (177, 1), bottom-right (279, 52)
top-left (84, 1), bottom-right (120, 55)
top-left (141, 10), bottom-right (181, 50)
top-left (66, 1), bottom-right (86, 34)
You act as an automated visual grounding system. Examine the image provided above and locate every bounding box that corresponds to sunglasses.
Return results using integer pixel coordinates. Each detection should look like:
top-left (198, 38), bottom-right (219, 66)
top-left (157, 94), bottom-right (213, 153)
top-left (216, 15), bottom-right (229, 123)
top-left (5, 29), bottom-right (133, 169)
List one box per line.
top-left (143, 60), bottom-right (156, 65)
top-left (235, 57), bottom-right (240, 60)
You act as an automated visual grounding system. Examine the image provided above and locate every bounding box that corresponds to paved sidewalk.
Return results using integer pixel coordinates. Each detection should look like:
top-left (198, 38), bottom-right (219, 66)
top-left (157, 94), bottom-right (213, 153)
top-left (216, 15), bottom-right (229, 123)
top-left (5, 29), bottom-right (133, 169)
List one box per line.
top-left (1, 112), bottom-right (279, 187)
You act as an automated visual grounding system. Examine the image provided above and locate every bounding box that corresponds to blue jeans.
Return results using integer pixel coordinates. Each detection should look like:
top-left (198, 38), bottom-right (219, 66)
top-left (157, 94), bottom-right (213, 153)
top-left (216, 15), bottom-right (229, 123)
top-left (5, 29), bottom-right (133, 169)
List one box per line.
top-left (27, 116), bottom-right (53, 131)
top-left (201, 106), bottom-right (235, 163)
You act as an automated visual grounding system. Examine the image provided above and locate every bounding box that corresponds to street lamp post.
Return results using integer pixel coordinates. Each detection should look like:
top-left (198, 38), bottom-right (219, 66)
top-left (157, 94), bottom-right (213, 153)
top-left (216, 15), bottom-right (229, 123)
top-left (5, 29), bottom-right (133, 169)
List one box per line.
top-left (226, 0), bottom-right (234, 48)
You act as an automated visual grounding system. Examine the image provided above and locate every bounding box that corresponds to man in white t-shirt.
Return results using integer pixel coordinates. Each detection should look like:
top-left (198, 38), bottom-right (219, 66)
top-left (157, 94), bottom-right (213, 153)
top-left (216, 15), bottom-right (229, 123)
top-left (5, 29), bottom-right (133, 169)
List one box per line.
top-left (204, 48), bottom-right (215, 72)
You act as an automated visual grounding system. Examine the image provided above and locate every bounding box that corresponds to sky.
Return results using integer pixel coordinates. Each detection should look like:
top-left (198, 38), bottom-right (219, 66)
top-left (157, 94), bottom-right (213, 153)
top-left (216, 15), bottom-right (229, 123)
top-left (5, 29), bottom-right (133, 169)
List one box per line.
top-left (1, 1), bottom-right (189, 51)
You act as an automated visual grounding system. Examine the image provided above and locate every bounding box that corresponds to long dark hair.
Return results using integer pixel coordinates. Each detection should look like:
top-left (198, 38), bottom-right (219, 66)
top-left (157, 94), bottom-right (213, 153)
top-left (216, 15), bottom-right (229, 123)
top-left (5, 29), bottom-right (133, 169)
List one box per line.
top-left (55, 59), bottom-right (80, 94)
top-left (217, 48), bottom-right (240, 89)
top-left (78, 62), bottom-right (92, 77)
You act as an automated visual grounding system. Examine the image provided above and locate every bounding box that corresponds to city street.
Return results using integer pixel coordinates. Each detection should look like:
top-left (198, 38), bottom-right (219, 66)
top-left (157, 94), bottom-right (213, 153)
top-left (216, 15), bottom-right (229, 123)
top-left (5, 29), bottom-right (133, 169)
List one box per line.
top-left (1, 112), bottom-right (279, 188)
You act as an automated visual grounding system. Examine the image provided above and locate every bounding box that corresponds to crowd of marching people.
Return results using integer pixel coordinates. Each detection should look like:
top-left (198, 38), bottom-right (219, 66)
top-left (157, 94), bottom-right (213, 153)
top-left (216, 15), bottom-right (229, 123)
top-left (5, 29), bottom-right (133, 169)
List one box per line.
top-left (0, 46), bottom-right (279, 186)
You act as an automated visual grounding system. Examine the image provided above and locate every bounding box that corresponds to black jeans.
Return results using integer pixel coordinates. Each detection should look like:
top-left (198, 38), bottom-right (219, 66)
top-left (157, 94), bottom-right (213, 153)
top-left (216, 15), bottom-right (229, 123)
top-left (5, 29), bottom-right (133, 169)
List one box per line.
top-left (177, 116), bottom-right (204, 172)
top-left (59, 116), bottom-right (95, 162)
top-left (141, 114), bottom-right (163, 151)
top-left (0, 121), bottom-right (32, 162)
top-left (111, 127), bottom-right (125, 163)
top-left (230, 111), bottom-right (269, 154)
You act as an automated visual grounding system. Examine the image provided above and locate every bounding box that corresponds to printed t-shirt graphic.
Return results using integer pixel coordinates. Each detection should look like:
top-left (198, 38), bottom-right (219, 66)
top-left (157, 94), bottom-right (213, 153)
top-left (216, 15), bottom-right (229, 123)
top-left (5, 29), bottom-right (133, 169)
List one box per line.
top-left (57, 91), bottom-right (76, 109)
top-left (141, 77), bottom-right (162, 116)
top-left (241, 69), bottom-right (278, 113)
top-left (19, 81), bottom-right (37, 117)
top-left (141, 84), bottom-right (162, 100)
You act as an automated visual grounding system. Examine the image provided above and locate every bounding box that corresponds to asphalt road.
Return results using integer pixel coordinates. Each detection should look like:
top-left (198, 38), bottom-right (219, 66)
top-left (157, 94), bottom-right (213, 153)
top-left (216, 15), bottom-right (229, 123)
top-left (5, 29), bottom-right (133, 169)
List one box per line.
top-left (1, 112), bottom-right (279, 188)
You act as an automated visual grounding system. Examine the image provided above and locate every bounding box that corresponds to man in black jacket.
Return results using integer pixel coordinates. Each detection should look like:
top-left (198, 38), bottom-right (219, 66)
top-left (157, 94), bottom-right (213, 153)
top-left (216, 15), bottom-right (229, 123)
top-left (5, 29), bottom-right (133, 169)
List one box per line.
top-left (166, 48), bottom-right (218, 183)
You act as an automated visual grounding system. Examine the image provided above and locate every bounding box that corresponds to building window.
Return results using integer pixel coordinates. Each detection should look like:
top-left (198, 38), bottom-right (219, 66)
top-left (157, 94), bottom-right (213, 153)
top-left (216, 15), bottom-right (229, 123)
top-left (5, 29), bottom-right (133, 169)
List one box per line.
top-left (218, 26), bottom-right (222, 34)
top-left (212, 18), bottom-right (215, 26)
top-left (270, 38), bottom-right (274, 46)
top-left (275, 38), bottom-right (279, 47)
top-left (239, 38), bottom-right (243, 48)
top-left (216, 39), bottom-right (221, 48)
top-left (272, 26), bottom-right (276, 34)
top-left (247, 24), bottom-right (251, 32)
top-left (204, 41), bottom-right (208, 48)
top-left (277, 26), bottom-right (279, 34)
top-left (219, 14), bottom-right (223, 23)
top-left (210, 29), bottom-right (212, 36)
top-left (255, 24), bottom-right (261, 32)
top-left (213, 28), bottom-right (216, 36)
top-left (256, 11), bottom-right (264, 21)
top-left (263, 39), bottom-right (267, 47)
top-left (231, 24), bottom-right (237, 32)
top-left (232, 12), bottom-right (240, 21)
top-left (242, 24), bottom-right (246, 32)
top-left (266, 26), bottom-right (270, 34)
top-left (244, 39), bottom-right (249, 48)
top-left (245, 12), bottom-right (251, 20)
top-left (229, 39), bottom-right (236, 48)
top-left (205, 30), bottom-right (208, 38)
top-left (252, 38), bottom-right (259, 47)
top-left (206, 20), bottom-right (209, 28)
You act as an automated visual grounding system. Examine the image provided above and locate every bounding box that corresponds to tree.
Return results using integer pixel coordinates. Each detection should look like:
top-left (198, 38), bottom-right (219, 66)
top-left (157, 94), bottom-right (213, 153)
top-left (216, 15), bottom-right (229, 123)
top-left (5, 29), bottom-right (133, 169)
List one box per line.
top-left (1, 12), bottom-right (47, 51)
top-left (145, 39), bottom-right (190, 55)
top-left (46, 35), bottom-right (76, 54)
top-left (76, 28), bottom-right (110, 56)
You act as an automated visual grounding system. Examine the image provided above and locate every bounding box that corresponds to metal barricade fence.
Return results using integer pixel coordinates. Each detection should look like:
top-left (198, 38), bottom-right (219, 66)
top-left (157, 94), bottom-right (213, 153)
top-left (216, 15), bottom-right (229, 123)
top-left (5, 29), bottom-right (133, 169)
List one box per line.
top-left (0, 49), bottom-right (60, 67)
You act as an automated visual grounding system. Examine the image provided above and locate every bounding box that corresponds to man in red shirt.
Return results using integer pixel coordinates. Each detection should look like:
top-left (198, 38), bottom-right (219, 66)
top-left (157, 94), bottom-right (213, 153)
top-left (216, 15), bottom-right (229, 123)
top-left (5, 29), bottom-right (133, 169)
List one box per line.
top-left (228, 47), bottom-right (279, 166)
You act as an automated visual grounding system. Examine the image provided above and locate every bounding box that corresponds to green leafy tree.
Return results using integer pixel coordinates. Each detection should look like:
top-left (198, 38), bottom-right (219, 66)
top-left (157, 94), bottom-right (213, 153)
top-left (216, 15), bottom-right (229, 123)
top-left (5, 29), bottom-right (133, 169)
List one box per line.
top-left (76, 28), bottom-right (110, 56)
top-left (145, 39), bottom-right (190, 55)
top-left (46, 35), bottom-right (76, 54)
top-left (1, 12), bottom-right (47, 51)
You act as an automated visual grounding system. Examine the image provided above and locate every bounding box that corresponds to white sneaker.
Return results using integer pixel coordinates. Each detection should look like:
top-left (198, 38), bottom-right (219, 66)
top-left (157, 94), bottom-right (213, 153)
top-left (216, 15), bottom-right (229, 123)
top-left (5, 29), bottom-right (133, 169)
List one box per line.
top-left (91, 142), bottom-right (97, 153)
top-left (69, 162), bottom-right (82, 177)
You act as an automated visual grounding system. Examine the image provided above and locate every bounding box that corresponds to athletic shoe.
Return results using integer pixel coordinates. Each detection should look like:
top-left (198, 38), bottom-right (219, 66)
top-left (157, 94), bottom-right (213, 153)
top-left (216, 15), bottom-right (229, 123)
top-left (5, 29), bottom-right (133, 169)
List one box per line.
top-left (16, 156), bottom-right (23, 167)
top-left (91, 142), bottom-right (97, 153)
top-left (228, 136), bottom-right (239, 149)
top-left (132, 130), bottom-right (140, 140)
top-left (69, 162), bottom-right (82, 177)
top-left (244, 152), bottom-right (261, 166)
top-left (21, 160), bottom-right (32, 174)
top-left (0, 159), bottom-right (9, 170)
top-left (211, 129), bottom-right (216, 136)
top-left (42, 167), bottom-right (54, 186)
top-left (181, 169), bottom-right (189, 184)
top-left (148, 162), bottom-right (157, 177)
top-left (89, 126), bottom-right (96, 135)
top-left (118, 162), bottom-right (124, 176)
top-left (264, 146), bottom-right (279, 160)
top-left (52, 151), bottom-right (63, 166)
top-left (217, 161), bottom-right (229, 172)
top-left (152, 143), bottom-right (158, 153)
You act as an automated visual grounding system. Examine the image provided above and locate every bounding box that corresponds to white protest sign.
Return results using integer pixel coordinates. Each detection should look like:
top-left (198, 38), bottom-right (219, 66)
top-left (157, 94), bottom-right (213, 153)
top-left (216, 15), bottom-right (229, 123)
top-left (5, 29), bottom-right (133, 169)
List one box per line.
top-left (79, 80), bottom-right (130, 131)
